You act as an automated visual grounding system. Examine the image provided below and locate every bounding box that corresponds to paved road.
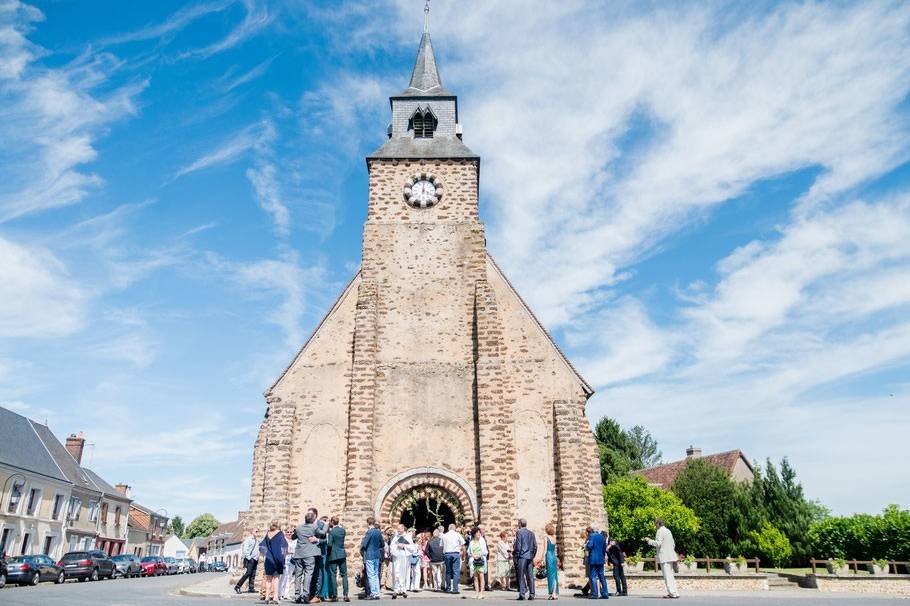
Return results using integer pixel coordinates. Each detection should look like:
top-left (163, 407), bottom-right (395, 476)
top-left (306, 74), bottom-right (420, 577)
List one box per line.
top-left (0, 573), bottom-right (904, 606)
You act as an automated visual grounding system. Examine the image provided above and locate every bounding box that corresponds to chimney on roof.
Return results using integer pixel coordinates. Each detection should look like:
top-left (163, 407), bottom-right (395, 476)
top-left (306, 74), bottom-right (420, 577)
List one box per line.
top-left (686, 445), bottom-right (702, 459)
top-left (66, 432), bottom-right (86, 464)
top-left (115, 483), bottom-right (131, 497)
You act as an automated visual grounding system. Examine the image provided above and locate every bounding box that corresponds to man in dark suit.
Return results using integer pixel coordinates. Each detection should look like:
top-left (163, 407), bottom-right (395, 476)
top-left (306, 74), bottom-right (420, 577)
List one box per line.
top-left (327, 517), bottom-right (349, 602)
top-left (512, 518), bottom-right (537, 600)
top-left (607, 539), bottom-right (627, 596)
top-left (585, 527), bottom-right (609, 599)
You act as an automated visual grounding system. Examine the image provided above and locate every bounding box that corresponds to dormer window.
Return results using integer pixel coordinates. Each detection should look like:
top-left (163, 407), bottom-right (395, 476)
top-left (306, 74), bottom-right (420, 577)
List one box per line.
top-left (410, 108), bottom-right (437, 139)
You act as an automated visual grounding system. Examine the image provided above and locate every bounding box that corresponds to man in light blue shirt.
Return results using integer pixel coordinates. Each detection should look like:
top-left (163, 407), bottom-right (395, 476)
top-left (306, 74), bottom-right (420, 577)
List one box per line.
top-left (235, 528), bottom-right (261, 594)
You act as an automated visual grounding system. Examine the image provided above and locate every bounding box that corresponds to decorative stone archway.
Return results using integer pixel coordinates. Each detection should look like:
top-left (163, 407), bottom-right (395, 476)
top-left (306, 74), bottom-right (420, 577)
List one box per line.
top-left (375, 467), bottom-right (478, 529)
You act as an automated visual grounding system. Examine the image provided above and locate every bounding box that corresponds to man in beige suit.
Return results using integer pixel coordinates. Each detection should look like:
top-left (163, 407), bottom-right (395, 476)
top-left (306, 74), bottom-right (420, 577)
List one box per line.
top-left (647, 519), bottom-right (679, 599)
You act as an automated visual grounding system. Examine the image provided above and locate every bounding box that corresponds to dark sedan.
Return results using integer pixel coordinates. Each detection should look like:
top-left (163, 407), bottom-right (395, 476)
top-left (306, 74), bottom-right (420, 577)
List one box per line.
top-left (5, 555), bottom-right (65, 586)
top-left (59, 549), bottom-right (116, 581)
top-left (112, 553), bottom-right (142, 578)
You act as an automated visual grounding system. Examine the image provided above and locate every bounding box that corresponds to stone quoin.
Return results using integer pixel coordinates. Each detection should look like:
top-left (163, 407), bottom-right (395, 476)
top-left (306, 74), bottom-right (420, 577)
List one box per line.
top-left (243, 8), bottom-right (605, 586)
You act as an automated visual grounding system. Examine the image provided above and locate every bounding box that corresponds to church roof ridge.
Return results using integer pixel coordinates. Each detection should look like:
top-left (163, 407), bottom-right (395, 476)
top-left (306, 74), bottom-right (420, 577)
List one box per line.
top-left (485, 253), bottom-right (595, 397)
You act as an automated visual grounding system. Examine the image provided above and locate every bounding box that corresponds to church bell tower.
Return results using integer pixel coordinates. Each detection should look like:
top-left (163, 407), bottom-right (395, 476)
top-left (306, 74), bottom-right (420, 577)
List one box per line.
top-left (246, 6), bottom-right (605, 586)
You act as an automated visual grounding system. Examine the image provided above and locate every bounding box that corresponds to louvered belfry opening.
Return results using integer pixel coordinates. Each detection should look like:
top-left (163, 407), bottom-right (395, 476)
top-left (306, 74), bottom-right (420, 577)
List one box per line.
top-left (411, 108), bottom-right (436, 138)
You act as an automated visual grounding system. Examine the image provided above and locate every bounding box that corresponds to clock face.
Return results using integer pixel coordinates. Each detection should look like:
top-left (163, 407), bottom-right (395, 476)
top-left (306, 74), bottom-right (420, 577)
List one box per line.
top-left (404, 174), bottom-right (442, 208)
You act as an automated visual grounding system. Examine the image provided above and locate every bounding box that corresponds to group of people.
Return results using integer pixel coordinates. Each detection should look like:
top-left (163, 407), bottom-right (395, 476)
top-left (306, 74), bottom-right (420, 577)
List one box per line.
top-left (233, 513), bottom-right (680, 604)
top-left (235, 509), bottom-right (349, 604)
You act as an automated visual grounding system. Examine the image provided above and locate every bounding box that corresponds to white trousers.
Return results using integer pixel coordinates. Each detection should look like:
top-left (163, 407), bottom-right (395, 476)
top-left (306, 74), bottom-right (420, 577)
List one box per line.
top-left (392, 556), bottom-right (410, 593)
top-left (661, 562), bottom-right (678, 597)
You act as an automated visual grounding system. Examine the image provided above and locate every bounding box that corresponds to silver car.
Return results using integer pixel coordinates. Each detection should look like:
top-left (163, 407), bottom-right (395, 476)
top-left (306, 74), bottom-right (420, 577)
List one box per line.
top-left (162, 557), bottom-right (179, 575)
top-left (112, 554), bottom-right (142, 578)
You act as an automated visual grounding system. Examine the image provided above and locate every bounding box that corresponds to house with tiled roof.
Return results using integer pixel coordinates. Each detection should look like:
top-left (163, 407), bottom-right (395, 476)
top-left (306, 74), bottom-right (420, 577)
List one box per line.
top-left (206, 519), bottom-right (245, 568)
top-left (0, 407), bottom-right (73, 559)
top-left (634, 446), bottom-right (755, 489)
top-left (127, 500), bottom-right (169, 556)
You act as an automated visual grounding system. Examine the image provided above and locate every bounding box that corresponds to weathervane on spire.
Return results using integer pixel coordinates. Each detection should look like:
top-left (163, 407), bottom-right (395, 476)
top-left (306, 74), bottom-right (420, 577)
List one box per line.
top-left (424, 0), bottom-right (430, 34)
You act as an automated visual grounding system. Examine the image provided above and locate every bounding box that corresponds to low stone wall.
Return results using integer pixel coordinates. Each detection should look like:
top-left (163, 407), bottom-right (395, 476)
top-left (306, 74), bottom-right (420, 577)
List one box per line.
top-left (626, 573), bottom-right (769, 592)
top-left (810, 574), bottom-right (910, 595)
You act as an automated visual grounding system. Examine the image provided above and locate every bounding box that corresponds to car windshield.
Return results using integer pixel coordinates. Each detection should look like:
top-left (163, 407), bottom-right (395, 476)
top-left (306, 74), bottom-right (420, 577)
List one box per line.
top-left (62, 552), bottom-right (88, 560)
top-left (112, 555), bottom-right (130, 561)
top-left (164, 557), bottom-right (176, 562)
top-left (7, 556), bottom-right (34, 563)
top-left (141, 556), bottom-right (156, 562)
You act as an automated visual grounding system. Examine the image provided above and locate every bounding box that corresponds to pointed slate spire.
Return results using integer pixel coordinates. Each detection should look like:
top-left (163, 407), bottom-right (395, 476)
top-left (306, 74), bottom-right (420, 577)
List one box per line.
top-left (401, 1), bottom-right (449, 96)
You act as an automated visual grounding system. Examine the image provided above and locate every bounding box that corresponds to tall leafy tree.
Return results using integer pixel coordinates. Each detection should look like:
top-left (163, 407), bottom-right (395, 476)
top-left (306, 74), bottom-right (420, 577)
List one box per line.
top-left (593, 416), bottom-right (661, 484)
top-left (170, 515), bottom-right (186, 538)
top-left (671, 459), bottom-right (763, 557)
top-left (185, 513), bottom-right (220, 539)
top-left (761, 459), bottom-right (814, 564)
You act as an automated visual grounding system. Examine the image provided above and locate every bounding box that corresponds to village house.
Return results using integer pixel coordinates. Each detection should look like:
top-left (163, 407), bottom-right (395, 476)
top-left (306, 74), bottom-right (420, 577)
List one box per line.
top-left (634, 445), bottom-right (755, 488)
top-left (206, 520), bottom-right (244, 569)
top-left (127, 502), bottom-right (169, 557)
top-left (0, 408), bottom-right (73, 559)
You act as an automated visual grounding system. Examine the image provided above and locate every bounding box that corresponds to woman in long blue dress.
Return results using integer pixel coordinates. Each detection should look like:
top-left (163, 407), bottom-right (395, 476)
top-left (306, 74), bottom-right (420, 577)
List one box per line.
top-left (261, 520), bottom-right (289, 605)
top-left (543, 524), bottom-right (559, 600)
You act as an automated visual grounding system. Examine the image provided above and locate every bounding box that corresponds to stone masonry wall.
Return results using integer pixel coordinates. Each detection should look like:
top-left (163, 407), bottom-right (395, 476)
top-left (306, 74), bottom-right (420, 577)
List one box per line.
top-left (474, 279), bottom-right (518, 535)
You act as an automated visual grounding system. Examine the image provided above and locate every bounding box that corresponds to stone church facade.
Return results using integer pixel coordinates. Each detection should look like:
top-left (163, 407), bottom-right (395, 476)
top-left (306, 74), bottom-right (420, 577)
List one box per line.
top-left (245, 23), bottom-right (604, 584)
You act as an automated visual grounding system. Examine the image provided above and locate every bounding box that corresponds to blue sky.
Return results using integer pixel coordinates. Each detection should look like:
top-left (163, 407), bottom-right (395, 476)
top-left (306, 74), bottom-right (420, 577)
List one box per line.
top-left (2, 0), bottom-right (909, 524)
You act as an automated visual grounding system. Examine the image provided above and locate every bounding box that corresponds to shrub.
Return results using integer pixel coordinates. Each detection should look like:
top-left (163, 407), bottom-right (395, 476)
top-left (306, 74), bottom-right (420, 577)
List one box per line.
top-left (749, 522), bottom-right (793, 568)
top-left (809, 506), bottom-right (910, 561)
top-left (603, 476), bottom-right (700, 556)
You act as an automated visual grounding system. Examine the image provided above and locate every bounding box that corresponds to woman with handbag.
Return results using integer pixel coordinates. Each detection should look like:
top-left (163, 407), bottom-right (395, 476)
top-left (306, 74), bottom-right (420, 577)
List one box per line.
top-left (536, 524), bottom-right (559, 600)
top-left (468, 528), bottom-right (488, 599)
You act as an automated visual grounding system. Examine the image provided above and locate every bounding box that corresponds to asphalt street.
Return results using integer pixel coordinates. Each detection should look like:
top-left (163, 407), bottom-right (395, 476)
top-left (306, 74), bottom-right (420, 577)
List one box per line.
top-left (0, 573), bottom-right (904, 606)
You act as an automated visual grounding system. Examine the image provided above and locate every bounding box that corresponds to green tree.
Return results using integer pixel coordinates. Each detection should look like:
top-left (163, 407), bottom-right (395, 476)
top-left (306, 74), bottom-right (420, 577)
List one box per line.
top-left (671, 459), bottom-right (763, 557)
top-left (749, 522), bottom-right (792, 568)
top-left (627, 425), bottom-right (662, 468)
top-left (170, 515), bottom-right (186, 538)
top-left (760, 459), bottom-right (814, 564)
top-left (809, 505), bottom-right (910, 561)
top-left (185, 513), bottom-right (220, 539)
top-left (593, 417), bottom-right (662, 484)
top-left (602, 476), bottom-right (699, 556)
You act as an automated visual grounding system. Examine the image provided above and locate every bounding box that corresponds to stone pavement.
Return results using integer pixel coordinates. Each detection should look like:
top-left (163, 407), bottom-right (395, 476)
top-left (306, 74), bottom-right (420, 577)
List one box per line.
top-left (0, 572), bottom-right (905, 606)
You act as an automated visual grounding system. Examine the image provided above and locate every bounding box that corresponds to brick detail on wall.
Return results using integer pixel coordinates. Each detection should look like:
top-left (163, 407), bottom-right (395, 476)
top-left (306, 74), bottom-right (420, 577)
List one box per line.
top-left (553, 398), bottom-right (607, 586)
top-left (343, 279), bottom-right (379, 523)
top-left (474, 278), bottom-right (518, 538)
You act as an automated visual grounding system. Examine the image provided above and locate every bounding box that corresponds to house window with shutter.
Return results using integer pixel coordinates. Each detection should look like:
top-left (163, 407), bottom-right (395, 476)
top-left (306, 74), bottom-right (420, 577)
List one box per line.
top-left (410, 108), bottom-right (437, 139)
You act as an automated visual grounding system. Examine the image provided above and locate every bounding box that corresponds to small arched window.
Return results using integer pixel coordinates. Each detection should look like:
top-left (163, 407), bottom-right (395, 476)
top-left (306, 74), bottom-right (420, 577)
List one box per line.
top-left (410, 108), bottom-right (436, 139)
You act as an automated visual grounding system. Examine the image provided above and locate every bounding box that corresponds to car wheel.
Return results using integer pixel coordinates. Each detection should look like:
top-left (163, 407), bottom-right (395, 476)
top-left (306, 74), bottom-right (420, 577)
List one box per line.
top-left (56, 571), bottom-right (65, 584)
top-left (79, 576), bottom-right (87, 582)
top-left (0, 572), bottom-right (5, 588)
top-left (90, 568), bottom-right (99, 582)
top-left (30, 572), bottom-right (40, 586)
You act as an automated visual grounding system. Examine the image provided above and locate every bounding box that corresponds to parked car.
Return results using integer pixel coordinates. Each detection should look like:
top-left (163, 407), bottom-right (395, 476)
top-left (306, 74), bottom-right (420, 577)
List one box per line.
top-left (162, 556), bottom-right (179, 575)
top-left (139, 556), bottom-right (167, 576)
top-left (0, 557), bottom-right (7, 588)
top-left (4, 555), bottom-right (65, 586)
top-left (186, 558), bottom-right (198, 573)
top-left (210, 560), bottom-right (227, 572)
top-left (111, 554), bottom-right (142, 578)
top-left (58, 550), bottom-right (115, 582)
top-left (175, 558), bottom-right (189, 574)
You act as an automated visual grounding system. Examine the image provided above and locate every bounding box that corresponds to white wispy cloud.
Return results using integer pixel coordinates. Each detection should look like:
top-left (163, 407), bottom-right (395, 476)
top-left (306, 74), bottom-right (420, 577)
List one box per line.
top-left (174, 119), bottom-right (273, 178)
top-left (246, 162), bottom-right (290, 237)
top-left (0, 3), bottom-right (145, 222)
top-left (0, 235), bottom-right (89, 338)
top-left (219, 54), bottom-right (276, 92)
top-left (177, 0), bottom-right (271, 61)
top-left (99, 0), bottom-right (234, 46)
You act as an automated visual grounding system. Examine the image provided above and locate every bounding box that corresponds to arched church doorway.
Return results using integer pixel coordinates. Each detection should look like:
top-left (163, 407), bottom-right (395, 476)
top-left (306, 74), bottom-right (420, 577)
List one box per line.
top-left (400, 495), bottom-right (456, 533)
top-left (376, 468), bottom-right (477, 532)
